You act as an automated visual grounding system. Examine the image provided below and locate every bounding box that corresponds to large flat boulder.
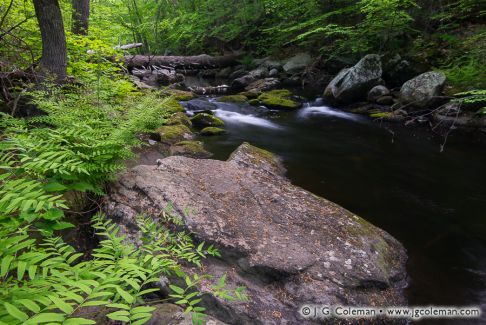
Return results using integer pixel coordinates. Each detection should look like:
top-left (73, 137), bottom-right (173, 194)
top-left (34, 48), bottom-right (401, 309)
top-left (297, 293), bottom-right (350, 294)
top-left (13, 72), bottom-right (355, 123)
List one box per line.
top-left (104, 143), bottom-right (407, 324)
top-left (324, 54), bottom-right (383, 105)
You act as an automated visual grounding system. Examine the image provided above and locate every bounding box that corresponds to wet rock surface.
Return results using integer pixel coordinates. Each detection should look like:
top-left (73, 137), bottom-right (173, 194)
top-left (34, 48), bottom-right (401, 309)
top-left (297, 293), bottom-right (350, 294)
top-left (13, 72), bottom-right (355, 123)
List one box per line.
top-left (105, 143), bottom-right (408, 324)
top-left (324, 54), bottom-right (383, 105)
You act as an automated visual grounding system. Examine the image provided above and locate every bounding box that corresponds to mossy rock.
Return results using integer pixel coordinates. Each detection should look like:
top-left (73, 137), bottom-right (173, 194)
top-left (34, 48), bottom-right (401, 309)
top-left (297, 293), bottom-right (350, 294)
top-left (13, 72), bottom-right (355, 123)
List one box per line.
top-left (156, 124), bottom-right (193, 144)
top-left (165, 99), bottom-right (186, 114)
top-left (167, 112), bottom-right (192, 127)
top-left (248, 99), bottom-right (260, 106)
top-left (265, 89), bottom-right (292, 97)
top-left (239, 90), bottom-right (261, 99)
top-left (217, 95), bottom-right (248, 103)
top-left (191, 113), bottom-right (225, 127)
top-left (257, 89), bottom-right (301, 110)
top-left (200, 127), bottom-right (227, 136)
top-left (162, 89), bottom-right (197, 101)
top-left (228, 142), bottom-right (285, 176)
top-left (170, 141), bottom-right (212, 158)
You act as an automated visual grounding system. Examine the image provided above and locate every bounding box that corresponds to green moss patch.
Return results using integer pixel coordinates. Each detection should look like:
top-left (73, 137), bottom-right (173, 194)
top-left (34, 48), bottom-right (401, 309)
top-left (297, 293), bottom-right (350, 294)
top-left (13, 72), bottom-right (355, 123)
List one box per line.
top-left (200, 127), bottom-right (227, 136)
top-left (257, 89), bottom-right (301, 110)
top-left (156, 124), bottom-right (192, 144)
top-left (165, 99), bottom-right (186, 114)
top-left (191, 113), bottom-right (225, 127)
top-left (167, 112), bottom-right (192, 127)
top-left (217, 95), bottom-right (248, 103)
top-left (161, 89), bottom-right (197, 101)
top-left (170, 140), bottom-right (212, 158)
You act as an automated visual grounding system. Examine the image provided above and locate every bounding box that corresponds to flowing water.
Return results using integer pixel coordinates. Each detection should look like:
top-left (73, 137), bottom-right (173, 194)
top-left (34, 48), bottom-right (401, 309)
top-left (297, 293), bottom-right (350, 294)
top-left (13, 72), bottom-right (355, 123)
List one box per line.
top-left (183, 99), bottom-right (486, 324)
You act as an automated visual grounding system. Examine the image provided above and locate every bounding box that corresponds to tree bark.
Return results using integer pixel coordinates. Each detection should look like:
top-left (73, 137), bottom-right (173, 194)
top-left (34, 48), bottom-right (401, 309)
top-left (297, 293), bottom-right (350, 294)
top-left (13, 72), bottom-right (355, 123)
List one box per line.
top-left (123, 53), bottom-right (242, 69)
top-left (33, 0), bottom-right (67, 81)
top-left (71, 0), bottom-right (90, 35)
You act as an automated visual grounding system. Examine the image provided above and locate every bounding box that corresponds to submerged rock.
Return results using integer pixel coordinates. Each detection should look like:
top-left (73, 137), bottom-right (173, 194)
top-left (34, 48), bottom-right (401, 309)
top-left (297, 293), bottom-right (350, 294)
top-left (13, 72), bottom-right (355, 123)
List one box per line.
top-left (324, 54), bottom-right (383, 105)
top-left (191, 113), bottom-right (225, 127)
top-left (200, 127), bottom-right (227, 136)
top-left (399, 71), bottom-right (446, 110)
top-left (104, 143), bottom-right (408, 324)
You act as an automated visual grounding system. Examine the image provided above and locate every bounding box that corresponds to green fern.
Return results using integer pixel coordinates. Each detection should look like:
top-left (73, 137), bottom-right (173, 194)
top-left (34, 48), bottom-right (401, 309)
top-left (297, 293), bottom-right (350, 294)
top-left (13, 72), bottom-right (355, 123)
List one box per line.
top-left (0, 213), bottom-right (246, 325)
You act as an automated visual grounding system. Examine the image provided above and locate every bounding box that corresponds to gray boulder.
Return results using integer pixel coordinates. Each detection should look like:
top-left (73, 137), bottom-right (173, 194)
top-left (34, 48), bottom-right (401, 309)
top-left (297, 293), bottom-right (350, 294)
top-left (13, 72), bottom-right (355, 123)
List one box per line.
top-left (324, 54), bottom-right (383, 105)
top-left (368, 85), bottom-right (391, 102)
top-left (268, 68), bottom-right (279, 77)
top-left (399, 71), bottom-right (446, 109)
top-left (184, 99), bottom-right (217, 112)
top-left (283, 53), bottom-right (312, 74)
top-left (231, 68), bottom-right (268, 89)
top-left (244, 78), bottom-right (281, 92)
top-left (104, 143), bottom-right (408, 324)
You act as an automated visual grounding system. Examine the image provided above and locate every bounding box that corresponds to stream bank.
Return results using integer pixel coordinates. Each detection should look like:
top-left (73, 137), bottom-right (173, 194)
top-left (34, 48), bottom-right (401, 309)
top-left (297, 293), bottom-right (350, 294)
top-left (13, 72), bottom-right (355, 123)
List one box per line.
top-left (126, 95), bottom-right (486, 324)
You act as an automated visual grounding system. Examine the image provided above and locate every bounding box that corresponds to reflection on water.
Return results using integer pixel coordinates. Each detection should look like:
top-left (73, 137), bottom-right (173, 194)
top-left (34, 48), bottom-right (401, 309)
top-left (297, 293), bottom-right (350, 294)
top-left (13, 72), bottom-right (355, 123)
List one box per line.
top-left (188, 98), bottom-right (486, 324)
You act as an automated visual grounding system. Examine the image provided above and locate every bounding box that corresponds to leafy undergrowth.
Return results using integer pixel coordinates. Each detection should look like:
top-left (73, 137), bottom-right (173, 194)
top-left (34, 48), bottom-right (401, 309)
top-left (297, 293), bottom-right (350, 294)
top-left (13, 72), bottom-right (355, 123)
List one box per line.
top-left (0, 36), bottom-right (246, 324)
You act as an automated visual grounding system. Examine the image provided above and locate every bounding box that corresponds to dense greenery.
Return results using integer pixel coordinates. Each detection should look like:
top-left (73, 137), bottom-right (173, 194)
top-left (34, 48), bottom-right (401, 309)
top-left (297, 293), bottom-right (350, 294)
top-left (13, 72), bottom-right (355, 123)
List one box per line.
top-left (87, 0), bottom-right (484, 91)
top-left (0, 28), bottom-right (242, 324)
top-left (0, 0), bottom-right (484, 323)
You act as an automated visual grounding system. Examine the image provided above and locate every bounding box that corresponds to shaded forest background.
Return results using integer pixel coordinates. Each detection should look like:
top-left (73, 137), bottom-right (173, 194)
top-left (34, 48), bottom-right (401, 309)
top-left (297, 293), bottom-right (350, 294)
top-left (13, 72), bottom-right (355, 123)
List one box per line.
top-left (1, 0), bottom-right (485, 91)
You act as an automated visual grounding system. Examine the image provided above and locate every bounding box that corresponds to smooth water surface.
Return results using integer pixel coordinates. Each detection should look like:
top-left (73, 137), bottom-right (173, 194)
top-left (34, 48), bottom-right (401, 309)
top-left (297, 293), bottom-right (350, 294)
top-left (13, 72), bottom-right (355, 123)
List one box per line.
top-left (184, 99), bottom-right (486, 324)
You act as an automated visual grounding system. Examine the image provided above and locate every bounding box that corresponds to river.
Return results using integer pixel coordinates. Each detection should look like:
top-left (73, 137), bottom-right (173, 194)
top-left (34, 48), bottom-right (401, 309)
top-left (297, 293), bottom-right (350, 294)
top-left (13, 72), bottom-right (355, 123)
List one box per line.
top-left (183, 98), bottom-right (486, 324)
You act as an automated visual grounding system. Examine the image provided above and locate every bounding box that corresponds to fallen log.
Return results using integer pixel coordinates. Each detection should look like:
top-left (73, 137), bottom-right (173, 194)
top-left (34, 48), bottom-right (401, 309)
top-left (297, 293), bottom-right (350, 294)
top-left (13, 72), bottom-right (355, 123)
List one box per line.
top-left (115, 43), bottom-right (143, 50)
top-left (189, 84), bottom-right (230, 95)
top-left (123, 53), bottom-right (242, 69)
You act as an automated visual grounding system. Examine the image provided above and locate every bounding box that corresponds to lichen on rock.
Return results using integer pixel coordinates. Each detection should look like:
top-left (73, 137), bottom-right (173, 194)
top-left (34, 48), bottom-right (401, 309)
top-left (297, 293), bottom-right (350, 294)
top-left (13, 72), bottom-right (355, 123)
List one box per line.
top-left (104, 143), bottom-right (408, 324)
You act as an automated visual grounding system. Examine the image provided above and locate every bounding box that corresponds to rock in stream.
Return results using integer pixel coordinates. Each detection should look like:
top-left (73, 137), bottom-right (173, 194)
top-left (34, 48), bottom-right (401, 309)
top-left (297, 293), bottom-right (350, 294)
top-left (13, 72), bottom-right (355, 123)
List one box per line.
top-left (104, 143), bottom-right (408, 324)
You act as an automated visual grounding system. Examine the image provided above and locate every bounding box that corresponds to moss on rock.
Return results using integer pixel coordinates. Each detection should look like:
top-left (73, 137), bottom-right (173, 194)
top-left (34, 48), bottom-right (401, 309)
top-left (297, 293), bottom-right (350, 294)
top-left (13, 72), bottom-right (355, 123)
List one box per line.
top-left (228, 142), bottom-right (285, 176)
top-left (156, 124), bottom-right (193, 144)
top-left (257, 89), bottom-right (301, 110)
top-left (170, 141), bottom-right (212, 158)
top-left (217, 95), bottom-right (248, 103)
top-left (161, 89), bottom-right (197, 101)
top-left (239, 90), bottom-right (261, 99)
top-left (248, 99), bottom-right (260, 106)
top-left (165, 99), bottom-right (186, 114)
top-left (200, 127), bottom-right (227, 136)
top-left (191, 113), bottom-right (225, 127)
top-left (167, 112), bottom-right (192, 127)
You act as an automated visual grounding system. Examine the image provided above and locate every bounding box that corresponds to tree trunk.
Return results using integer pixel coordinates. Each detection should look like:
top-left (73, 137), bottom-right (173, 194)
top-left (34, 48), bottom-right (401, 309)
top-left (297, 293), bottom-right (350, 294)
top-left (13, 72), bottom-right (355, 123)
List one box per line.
top-left (123, 53), bottom-right (242, 69)
top-left (71, 0), bottom-right (90, 35)
top-left (33, 0), bottom-right (67, 81)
